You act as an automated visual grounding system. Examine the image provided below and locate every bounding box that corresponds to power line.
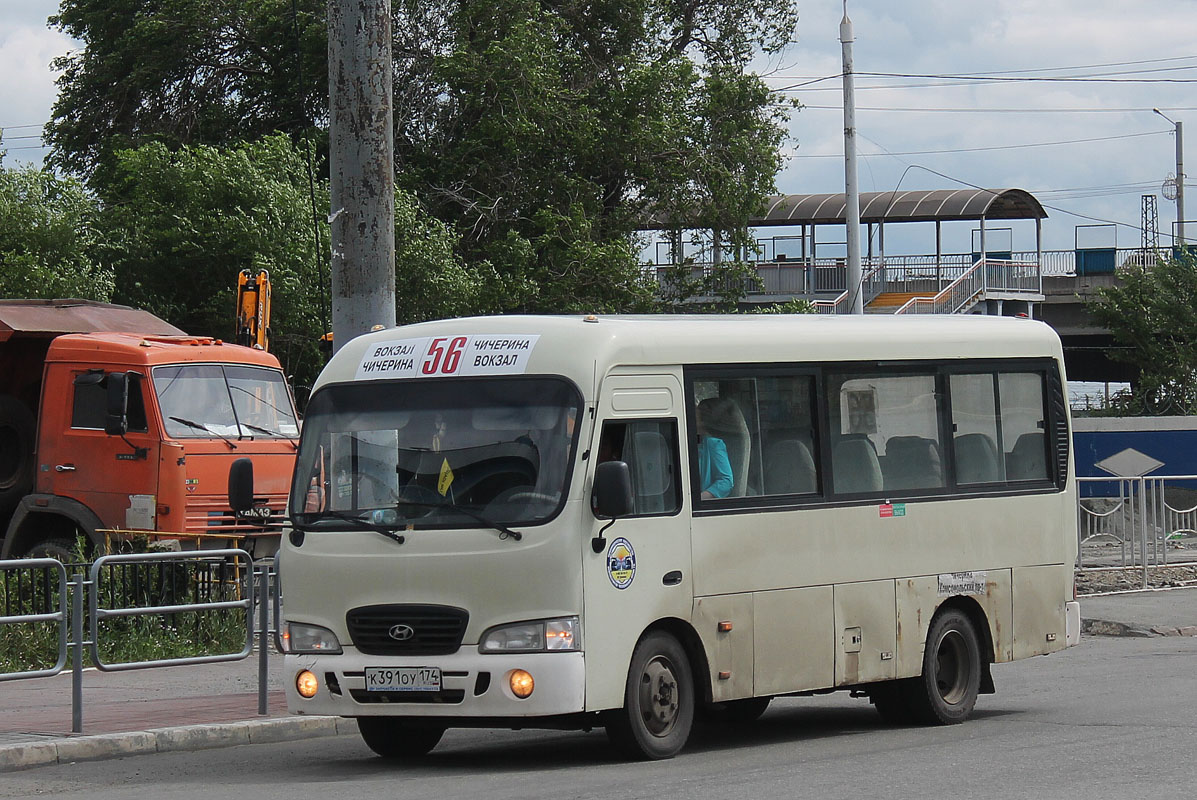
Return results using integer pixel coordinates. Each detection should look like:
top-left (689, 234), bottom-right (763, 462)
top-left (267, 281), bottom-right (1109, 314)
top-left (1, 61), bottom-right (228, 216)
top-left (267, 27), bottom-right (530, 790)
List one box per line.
top-left (770, 54), bottom-right (1197, 82)
top-left (777, 74), bottom-right (1197, 93)
top-left (793, 129), bottom-right (1169, 159)
top-left (854, 134), bottom-right (1154, 238)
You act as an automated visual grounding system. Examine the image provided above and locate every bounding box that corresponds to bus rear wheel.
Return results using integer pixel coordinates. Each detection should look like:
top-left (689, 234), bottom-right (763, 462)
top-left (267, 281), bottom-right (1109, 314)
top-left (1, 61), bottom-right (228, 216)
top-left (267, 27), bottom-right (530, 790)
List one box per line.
top-left (356, 717), bottom-right (445, 760)
top-left (606, 631), bottom-right (695, 760)
top-left (908, 608), bottom-right (981, 725)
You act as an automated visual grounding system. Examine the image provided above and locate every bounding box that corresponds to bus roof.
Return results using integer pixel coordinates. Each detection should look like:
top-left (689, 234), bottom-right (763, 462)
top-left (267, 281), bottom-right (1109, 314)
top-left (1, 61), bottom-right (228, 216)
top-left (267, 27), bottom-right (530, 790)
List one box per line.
top-left (320, 314), bottom-right (1065, 395)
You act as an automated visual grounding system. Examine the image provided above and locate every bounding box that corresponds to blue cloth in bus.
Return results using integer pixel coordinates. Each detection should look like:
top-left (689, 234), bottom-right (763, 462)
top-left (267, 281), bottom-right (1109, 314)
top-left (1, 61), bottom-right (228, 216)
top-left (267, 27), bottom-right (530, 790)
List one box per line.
top-left (698, 435), bottom-right (734, 498)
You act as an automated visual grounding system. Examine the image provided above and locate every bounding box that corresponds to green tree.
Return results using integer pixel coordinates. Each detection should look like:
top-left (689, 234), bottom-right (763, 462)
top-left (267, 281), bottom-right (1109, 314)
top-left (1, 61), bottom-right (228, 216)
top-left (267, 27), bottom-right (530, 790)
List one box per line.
top-left (47, 0), bottom-right (798, 314)
top-left (98, 135), bottom-right (329, 385)
top-left (1089, 253), bottom-right (1197, 412)
top-left (397, 0), bottom-right (796, 312)
top-left (0, 162), bottom-right (113, 299)
top-left (98, 135), bottom-right (485, 387)
top-left (46, 0), bottom-right (327, 181)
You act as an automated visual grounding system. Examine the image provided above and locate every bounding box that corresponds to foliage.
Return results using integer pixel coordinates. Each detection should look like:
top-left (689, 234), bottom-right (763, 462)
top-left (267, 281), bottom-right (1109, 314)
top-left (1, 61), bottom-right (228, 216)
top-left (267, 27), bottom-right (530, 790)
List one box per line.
top-left (46, 0), bottom-right (328, 182)
top-left (397, 0), bottom-right (796, 312)
top-left (98, 135), bottom-right (330, 386)
top-left (46, 0), bottom-right (799, 315)
top-left (0, 164), bottom-right (114, 300)
top-left (752, 297), bottom-right (816, 314)
top-left (1089, 253), bottom-right (1197, 412)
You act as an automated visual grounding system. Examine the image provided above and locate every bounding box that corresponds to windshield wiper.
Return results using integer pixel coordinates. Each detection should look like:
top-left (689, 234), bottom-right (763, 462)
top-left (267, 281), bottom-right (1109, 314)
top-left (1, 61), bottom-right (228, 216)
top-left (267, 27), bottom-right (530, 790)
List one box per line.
top-left (295, 510), bottom-right (406, 544)
top-left (394, 498), bottom-right (523, 542)
top-left (169, 416), bottom-right (238, 449)
top-left (240, 422), bottom-right (299, 449)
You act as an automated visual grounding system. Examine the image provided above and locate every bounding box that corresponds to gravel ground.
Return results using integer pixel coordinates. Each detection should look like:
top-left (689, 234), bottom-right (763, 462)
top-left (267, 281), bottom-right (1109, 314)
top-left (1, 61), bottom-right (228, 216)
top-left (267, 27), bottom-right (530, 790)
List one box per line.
top-left (1075, 562), bottom-right (1197, 595)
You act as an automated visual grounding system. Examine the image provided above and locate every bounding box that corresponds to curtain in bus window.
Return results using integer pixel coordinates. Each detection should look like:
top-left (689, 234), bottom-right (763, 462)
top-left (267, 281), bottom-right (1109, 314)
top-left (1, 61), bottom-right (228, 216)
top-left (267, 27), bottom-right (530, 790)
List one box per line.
top-left (1000, 373), bottom-right (1048, 481)
top-left (950, 373), bottom-right (1003, 485)
top-left (828, 372), bottom-right (942, 495)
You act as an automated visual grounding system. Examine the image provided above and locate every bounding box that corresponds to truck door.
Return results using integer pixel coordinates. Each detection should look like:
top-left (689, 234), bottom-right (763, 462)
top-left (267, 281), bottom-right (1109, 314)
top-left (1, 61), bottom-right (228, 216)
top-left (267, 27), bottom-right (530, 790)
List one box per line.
top-left (582, 372), bottom-right (692, 711)
top-left (38, 368), bottom-right (161, 534)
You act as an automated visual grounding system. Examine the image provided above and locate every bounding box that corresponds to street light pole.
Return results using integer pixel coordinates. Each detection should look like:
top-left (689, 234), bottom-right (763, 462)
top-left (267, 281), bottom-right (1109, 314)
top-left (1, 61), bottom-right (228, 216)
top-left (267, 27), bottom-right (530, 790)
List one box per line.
top-left (840, 2), bottom-right (863, 313)
top-left (1154, 108), bottom-right (1185, 248)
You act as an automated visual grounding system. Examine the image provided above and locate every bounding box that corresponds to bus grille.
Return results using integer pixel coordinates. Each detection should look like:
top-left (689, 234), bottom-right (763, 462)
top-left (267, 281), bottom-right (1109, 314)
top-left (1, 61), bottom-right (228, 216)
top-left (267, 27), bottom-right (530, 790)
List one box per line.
top-left (346, 604), bottom-right (469, 656)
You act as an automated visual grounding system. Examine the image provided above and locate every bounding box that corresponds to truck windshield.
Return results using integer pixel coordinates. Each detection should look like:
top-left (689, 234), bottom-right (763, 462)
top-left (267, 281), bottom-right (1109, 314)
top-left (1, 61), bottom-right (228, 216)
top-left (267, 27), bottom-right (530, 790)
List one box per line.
top-left (290, 377), bottom-right (581, 530)
top-left (153, 364), bottom-right (300, 439)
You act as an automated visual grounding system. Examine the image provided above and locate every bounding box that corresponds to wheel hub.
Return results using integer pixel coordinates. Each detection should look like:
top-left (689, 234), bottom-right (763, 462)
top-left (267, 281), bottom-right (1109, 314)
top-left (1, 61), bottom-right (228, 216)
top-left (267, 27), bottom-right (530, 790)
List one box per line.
top-left (640, 657), bottom-right (680, 736)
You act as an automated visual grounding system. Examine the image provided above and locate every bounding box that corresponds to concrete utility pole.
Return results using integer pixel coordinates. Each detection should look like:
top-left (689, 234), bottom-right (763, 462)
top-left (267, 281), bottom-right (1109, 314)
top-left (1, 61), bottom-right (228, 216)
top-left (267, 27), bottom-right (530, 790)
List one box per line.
top-left (840, 2), bottom-right (863, 313)
top-left (1155, 108), bottom-right (1186, 248)
top-left (328, 0), bottom-right (396, 353)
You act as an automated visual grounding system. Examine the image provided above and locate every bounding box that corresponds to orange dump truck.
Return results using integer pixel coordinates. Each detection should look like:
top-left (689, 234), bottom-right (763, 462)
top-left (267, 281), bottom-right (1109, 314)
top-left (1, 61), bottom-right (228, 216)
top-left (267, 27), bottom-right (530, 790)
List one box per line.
top-left (0, 299), bottom-right (298, 559)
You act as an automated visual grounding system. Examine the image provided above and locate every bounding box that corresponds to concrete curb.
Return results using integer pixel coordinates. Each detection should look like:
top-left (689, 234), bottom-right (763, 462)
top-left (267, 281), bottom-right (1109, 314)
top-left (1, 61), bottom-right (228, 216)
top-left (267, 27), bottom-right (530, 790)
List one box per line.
top-left (1082, 617), bottom-right (1197, 638)
top-left (0, 716), bottom-right (356, 773)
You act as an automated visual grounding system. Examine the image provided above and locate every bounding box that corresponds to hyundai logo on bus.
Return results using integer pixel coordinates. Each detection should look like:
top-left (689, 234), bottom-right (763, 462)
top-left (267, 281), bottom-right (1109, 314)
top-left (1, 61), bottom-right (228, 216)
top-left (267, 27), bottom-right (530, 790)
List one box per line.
top-left (388, 624), bottom-right (416, 641)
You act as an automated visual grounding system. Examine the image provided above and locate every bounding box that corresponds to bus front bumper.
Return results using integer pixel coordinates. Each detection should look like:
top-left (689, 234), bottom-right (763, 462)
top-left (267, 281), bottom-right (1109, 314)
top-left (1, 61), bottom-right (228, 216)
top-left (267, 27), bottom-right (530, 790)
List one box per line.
top-left (284, 650), bottom-right (587, 719)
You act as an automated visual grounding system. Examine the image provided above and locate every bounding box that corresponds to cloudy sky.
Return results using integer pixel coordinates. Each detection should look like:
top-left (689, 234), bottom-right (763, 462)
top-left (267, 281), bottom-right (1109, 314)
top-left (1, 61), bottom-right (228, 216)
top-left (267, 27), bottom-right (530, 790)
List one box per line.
top-left (3, 0), bottom-right (1197, 252)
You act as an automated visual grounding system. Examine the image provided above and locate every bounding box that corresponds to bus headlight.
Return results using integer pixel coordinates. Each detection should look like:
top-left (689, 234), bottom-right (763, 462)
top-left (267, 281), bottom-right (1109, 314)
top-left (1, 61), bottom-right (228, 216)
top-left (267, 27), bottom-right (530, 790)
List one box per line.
top-left (288, 622), bottom-right (343, 654)
top-left (480, 616), bottom-right (581, 653)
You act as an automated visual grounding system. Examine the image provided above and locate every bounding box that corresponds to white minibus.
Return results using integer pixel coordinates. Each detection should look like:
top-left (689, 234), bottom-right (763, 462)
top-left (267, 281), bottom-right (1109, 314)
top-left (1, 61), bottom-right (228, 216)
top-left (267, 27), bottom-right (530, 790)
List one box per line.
top-left (267, 314), bottom-right (1081, 760)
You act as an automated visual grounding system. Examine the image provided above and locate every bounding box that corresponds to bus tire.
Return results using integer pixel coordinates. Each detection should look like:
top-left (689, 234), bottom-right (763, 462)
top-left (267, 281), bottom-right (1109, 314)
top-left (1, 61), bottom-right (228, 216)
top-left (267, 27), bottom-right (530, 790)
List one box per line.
top-left (357, 717), bottom-right (444, 759)
top-left (0, 395), bottom-right (36, 516)
top-left (606, 631), bottom-right (695, 760)
top-left (908, 608), bottom-right (981, 725)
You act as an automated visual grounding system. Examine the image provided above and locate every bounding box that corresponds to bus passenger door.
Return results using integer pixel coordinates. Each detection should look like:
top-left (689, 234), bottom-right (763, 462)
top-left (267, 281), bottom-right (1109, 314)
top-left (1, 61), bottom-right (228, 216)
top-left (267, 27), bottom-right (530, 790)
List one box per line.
top-left (583, 373), bottom-right (692, 712)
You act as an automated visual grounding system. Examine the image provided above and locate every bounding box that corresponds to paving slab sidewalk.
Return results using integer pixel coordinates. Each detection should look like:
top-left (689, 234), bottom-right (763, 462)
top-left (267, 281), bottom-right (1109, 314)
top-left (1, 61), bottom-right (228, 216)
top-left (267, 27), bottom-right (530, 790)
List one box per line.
top-left (0, 650), bottom-right (352, 771)
top-left (2, 588), bottom-right (1195, 772)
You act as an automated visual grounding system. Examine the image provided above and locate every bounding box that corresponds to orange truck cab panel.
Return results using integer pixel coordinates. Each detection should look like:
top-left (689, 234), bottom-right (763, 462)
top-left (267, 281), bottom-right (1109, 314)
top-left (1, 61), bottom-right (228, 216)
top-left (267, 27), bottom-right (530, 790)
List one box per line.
top-left (1, 329), bottom-right (298, 559)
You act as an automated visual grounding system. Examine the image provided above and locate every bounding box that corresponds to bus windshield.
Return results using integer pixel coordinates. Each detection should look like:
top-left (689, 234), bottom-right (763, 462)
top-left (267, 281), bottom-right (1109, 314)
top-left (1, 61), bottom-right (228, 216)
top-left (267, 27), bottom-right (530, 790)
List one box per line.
top-left (290, 377), bottom-right (581, 531)
top-left (153, 364), bottom-right (300, 440)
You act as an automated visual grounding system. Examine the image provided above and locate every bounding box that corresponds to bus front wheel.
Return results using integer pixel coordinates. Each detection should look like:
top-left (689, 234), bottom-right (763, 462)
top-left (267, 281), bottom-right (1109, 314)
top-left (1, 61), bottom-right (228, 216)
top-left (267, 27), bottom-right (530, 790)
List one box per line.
top-left (606, 631), bottom-right (695, 760)
top-left (356, 717), bottom-right (445, 760)
top-left (908, 608), bottom-right (981, 725)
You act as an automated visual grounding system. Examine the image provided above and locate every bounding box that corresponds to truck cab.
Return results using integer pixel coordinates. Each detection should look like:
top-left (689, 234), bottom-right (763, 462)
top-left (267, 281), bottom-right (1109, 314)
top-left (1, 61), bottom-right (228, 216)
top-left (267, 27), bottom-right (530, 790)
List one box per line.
top-left (0, 300), bottom-right (298, 559)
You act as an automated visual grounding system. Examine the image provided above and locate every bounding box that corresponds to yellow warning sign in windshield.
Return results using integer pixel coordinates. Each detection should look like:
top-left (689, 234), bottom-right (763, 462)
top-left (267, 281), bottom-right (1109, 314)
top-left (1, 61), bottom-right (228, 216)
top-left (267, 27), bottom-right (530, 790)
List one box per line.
top-left (438, 458), bottom-right (455, 496)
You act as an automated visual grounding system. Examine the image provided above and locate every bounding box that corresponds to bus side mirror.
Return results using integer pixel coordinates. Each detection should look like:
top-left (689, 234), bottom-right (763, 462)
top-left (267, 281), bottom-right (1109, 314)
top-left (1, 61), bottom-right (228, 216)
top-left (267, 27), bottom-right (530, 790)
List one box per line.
top-left (105, 372), bottom-right (129, 436)
top-left (228, 457), bottom-right (255, 513)
top-left (592, 460), bottom-right (633, 518)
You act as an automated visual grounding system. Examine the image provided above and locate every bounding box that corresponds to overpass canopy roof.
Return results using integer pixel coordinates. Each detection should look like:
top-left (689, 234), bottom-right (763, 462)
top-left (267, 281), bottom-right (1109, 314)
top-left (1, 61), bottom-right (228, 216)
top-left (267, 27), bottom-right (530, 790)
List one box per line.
top-left (755, 188), bottom-right (1047, 227)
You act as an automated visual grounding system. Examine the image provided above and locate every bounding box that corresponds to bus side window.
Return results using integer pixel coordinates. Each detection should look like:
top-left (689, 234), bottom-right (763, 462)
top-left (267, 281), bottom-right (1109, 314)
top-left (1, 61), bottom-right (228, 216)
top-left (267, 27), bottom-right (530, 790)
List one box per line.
top-left (597, 420), bottom-right (680, 516)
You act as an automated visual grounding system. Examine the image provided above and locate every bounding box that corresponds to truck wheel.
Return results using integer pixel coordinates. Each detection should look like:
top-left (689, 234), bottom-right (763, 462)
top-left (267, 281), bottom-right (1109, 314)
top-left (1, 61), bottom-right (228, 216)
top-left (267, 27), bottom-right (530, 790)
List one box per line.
top-left (0, 395), bottom-right (36, 516)
top-left (24, 536), bottom-right (79, 562)
top-left (357, 717), bottom-right (445, 759)
top-left (907, 608), bottom-right (981, 725)
top-left (606, 631), bottom-right (695, 760)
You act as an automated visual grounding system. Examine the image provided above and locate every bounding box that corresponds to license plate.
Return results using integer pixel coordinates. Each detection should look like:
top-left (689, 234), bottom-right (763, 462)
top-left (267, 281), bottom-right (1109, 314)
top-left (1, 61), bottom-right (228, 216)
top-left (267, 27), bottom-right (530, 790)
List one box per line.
top-left (364, 666), bottom-right (442, 692)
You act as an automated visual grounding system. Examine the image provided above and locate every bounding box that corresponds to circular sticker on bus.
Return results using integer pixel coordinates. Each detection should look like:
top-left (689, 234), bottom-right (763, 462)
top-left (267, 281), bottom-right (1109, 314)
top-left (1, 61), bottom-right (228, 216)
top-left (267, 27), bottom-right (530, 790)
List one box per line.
top-left (606, 538), bottom-right (637, 590)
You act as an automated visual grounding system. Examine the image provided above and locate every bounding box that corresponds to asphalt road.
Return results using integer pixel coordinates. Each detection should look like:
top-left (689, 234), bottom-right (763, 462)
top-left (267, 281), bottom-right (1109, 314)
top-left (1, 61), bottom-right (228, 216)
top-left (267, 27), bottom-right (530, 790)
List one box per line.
top-left (6, 634), bottom-right (1195, 800)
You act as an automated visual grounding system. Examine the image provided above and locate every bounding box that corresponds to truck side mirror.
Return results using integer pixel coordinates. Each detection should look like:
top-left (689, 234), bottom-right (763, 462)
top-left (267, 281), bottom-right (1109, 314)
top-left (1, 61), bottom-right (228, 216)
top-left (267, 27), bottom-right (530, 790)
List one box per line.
top-left (228, 457), bottom-right (255, 513)
top-left (592, 460), bottom-right (634, 519)
top-left (105, 372), bottom-right (129, 436)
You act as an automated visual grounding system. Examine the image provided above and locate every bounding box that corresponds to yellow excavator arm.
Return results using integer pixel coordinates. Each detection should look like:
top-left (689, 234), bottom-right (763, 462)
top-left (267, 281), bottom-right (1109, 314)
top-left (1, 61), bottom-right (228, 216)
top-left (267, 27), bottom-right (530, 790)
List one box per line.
top-left (235, 269), bottom-right (271, 351)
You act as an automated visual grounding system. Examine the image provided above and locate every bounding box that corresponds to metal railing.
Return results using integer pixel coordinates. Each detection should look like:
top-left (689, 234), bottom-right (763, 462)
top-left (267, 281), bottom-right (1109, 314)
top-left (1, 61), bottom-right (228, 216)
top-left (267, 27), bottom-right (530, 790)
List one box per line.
top-left (0, 559), bottom-right (68, 682)
top-left (1078, 476), bottom-right (1197, 584)
top-left (0, 550), bottom-right (282, 734)
top-left (894, 259), bottom-right (1040, 315)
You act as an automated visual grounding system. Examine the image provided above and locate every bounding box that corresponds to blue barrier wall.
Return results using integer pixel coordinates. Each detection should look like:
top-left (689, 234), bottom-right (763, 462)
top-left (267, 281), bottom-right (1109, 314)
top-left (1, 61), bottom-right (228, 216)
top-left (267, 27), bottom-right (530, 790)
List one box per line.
top-left (1072, 416), bottom-right (1197, 495)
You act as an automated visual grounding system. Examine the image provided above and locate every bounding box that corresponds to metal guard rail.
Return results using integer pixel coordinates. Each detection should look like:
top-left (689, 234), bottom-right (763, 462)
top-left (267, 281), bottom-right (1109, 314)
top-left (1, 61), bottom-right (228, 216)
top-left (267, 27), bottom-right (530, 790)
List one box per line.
top-left (0, 558), bottom-right (68, 682)
top-left (88, 549), bottom-right (254, 672)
